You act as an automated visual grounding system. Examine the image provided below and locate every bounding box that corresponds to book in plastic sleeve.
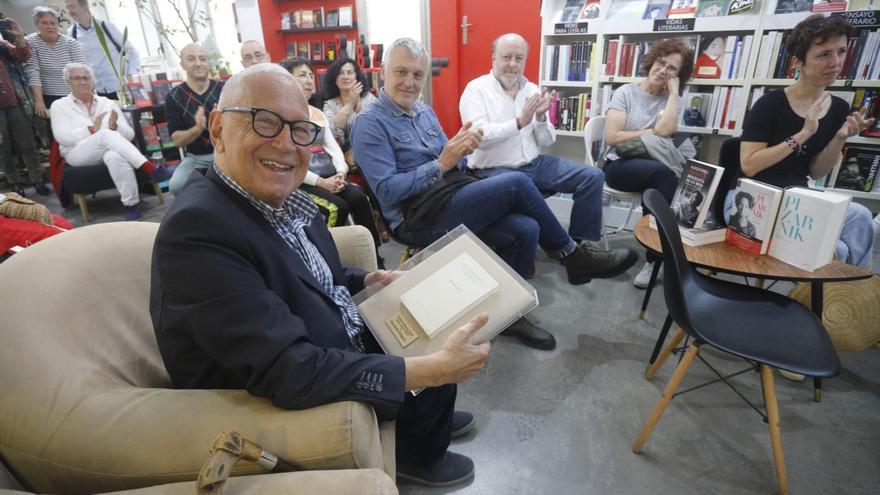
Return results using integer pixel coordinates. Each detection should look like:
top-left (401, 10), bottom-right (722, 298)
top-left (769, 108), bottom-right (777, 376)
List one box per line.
top-left (768, 188), bottom-right (850, 271)
top-left (353, 226), bottom-right (538, 359)
top-left (725, 178), bottom-right (784, 255)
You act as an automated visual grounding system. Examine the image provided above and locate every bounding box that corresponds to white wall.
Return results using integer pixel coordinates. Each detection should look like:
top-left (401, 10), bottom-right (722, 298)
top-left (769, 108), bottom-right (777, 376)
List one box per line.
top-left (363, 0), bottom-right (422, 48)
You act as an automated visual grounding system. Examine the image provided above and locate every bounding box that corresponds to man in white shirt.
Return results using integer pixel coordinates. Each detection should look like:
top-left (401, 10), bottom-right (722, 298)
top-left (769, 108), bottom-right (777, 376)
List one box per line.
top-left (64, 0), bottom-right (141, 100)
top-left (240, 40), bottom-right (269, 68)
top-left (459, 33), bottom-right (606, 244)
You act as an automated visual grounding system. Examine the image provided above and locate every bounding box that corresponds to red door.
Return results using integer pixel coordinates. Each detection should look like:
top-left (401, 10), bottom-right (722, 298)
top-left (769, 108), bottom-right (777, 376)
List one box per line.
top-left (429, 0), bottom-right (542, 136)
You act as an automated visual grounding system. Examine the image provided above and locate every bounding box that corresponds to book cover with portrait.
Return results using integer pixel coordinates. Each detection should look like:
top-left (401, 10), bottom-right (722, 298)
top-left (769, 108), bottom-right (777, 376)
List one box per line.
top-left (725, 178), bottom-right (783, 255)
top-left (833, 146), bottom-right (880, 193)
top-left (694, 36), bottom-right (725, 78)
top-left (680, 92), bottom-right (713, 127)
top-left (697, 0), bottom-right (727, 16)
top-left (670, 159), bottom-right (724, 229)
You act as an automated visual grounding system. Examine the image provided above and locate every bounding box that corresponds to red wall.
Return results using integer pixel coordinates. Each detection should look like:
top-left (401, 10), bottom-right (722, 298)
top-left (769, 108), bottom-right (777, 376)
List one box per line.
top-left (257, 0), bottom-right (360, 62)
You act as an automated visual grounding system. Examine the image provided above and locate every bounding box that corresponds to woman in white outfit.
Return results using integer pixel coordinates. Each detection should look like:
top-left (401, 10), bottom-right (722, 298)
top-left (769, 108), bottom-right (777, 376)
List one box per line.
top-left (50, 63), bottom-right (171, 220)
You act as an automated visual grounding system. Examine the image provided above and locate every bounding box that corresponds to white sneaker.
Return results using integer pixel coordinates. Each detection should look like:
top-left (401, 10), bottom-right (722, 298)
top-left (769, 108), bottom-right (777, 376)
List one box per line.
top-left (633, 261), bottom-right (660, 289)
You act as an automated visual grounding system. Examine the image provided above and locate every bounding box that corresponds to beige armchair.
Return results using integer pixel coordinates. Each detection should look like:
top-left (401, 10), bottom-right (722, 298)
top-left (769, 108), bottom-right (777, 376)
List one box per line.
top-left (0, 222), bottom-right (396, 494)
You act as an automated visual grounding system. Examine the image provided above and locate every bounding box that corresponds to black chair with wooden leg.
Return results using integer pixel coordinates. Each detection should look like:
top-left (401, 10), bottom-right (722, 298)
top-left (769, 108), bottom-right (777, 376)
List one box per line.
top-left (632, 189), bottom-right (840, 495)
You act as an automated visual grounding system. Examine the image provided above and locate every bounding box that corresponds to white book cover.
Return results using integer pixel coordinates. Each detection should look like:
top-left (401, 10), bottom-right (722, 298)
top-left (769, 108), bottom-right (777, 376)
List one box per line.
top-left (754, 33), bottom-right (771, 79)
top-left (339, 6), bottom-right (353, 26)
top-left (737, 35), bottom-right (754, 79)
top-left (400, 252), bottom-right (500, 338)
top-left (768, 188), bottom-right (851, 271)
top-left (769, 32), bottom-right (785, 78)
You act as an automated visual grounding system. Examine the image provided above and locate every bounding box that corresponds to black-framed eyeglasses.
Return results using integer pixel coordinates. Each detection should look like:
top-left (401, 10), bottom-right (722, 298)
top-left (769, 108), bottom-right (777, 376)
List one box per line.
top-left (221, 107), bottom-right (320, 146)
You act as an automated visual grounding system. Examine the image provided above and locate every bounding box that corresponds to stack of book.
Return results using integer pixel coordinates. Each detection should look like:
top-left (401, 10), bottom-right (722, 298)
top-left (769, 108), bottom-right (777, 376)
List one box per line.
top-left (549, 91), bottom-right (592, 131)
top-left (650, 159), bottom-right (726, 246)
top-left (544, 41), bottom-right (595, 82)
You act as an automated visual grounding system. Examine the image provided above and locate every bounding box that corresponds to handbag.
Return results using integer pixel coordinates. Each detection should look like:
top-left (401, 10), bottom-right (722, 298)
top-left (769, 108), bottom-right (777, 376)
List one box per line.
top-left (614, 139), bottom-right (651, 159)
top-left (0, 193), bottom-right (53, 225)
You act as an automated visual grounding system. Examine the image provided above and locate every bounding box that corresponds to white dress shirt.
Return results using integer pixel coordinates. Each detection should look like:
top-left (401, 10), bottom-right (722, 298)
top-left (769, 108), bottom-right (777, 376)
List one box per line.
top-left (50, 93), bottom-right (134, 156)
top-left (303, 106), bottom-right (348, 186)
top-left (67, 19), bottom-right (141, 94)
top-left (459, 73), bottom-right (556, 169)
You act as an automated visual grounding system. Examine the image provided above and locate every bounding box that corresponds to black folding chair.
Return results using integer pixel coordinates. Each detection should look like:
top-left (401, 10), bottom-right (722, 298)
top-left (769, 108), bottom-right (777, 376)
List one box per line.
top-left (632, 189), bottom-right (841, 495)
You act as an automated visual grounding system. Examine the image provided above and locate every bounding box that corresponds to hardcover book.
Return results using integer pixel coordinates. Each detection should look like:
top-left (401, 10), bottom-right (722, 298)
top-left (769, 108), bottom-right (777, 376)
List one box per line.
top-left (697, 0), bottom-right (727, 16)
top-left (126, 82), bottom-right (152, 108)
top-left (768, 188), bottom-right (850, 271)
top-left (643, 0), bottom-right (669, 18)
top-left (670, 159), bottom-right (725, 229)
top-left (681, 92), bottom-right (713, 127)
top-left (667, 0), bottom-right (698, 17)
top-left (582, 0), bottom-right (602, 18)
top-left (559, 0), bottom-right (588, 22)
top-left (774, 0), bottom-right (813, 13)
top-left (694, 36), bottom-right (725, 79)
top-left (725, 178), bottom-right (784, 255)
top-left (140, 123), bottom-right (161, 151)
top-left (399, 253), bottom-right (500, 338)
top-left (339, 6), bottom-right (353, 26)
top-left (354, 226), bottom-right (538, 358)
top-left (297, 42), bottom-right (310, 60)
top-left (834, 146), bottom-right (880, 192)
top-left (607, 0), bottom-right (651, 20)
top-left (849, 0), bottom-right (878, 9)
top-left (150, 80), bottom-right (171, 106)
top-left (648, 213), bottom-right (726, 246)
top-left (811, 0), bottom-right (848, 12)
top-left (301, 9), bottom-right (314, 29)
top-left (326, 9), bottom-right (339, 27)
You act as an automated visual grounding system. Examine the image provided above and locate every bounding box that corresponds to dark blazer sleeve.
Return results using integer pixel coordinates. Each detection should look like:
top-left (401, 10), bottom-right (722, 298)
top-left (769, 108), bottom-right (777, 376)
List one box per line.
top-left (152, 194), bottom-right (406, 419)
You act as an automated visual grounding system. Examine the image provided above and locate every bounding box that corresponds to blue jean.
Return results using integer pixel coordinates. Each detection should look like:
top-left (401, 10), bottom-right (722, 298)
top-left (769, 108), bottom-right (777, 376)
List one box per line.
top-left (396, 173), bottom-right (576, 277)
top-left (724, 189), bottom-right (875, 269)
top-left (169, 152), bottom-right (214, 195)
top-left (471, 155), bottom-right (605, 241)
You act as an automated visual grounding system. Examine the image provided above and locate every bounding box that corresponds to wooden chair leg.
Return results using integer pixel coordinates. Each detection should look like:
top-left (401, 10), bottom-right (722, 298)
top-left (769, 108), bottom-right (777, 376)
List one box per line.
top-left (633, 343), bottom-right (700, 453)
top-left (646, 328), bottom-right (686, 380)
top-left (152, 182), bottom-right (165, 205)
top-left (74, 194), bottom-right (89, 223)
top-left (761, 365), bottom-right (788, 495)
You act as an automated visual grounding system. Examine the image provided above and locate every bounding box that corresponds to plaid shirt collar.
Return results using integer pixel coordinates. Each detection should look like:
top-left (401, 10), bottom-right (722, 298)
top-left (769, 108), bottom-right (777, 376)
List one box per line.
top-left (212, 162), bottom-right (318, 225)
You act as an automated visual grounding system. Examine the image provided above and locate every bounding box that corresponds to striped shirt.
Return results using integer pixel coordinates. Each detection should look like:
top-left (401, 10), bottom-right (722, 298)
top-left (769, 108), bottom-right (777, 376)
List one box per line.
top-left (23, 33), bottom-right (85, 97)
top-left (605, 83), bottom-right (668, 162)
top-left (213, 163), bottom-right (366, 353)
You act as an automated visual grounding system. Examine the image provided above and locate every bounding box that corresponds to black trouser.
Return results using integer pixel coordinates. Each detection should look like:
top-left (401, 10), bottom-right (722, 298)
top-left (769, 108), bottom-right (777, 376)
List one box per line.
top-left (300, 182), bottom-right (382, 249)
top-left (97, 91), bottom-right (118, 100)
top-left (0, 104), bottom-right (42, 184)
top-left (363, 333), bottom-right (455, 466)
top-left (604, 157), bottom-right (678, 263)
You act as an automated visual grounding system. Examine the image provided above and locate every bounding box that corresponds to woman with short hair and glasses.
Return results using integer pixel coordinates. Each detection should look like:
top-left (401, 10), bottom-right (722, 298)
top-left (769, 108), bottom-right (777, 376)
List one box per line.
top-left (281, 58), bottom-right (384, 267)
top-left (736, 14), bottom-right (875, 268)
top-left (602, 38), bottom-right (695, 288)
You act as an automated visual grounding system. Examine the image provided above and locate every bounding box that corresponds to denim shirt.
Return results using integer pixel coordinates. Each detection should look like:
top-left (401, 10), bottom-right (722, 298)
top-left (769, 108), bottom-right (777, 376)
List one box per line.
top-left (351, 89), bottom-right (466, 230)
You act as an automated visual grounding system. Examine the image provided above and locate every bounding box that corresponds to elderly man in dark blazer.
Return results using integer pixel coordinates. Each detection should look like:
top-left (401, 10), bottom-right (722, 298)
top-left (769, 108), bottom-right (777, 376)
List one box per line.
top-left (150, 63), bottom-right (490, 488)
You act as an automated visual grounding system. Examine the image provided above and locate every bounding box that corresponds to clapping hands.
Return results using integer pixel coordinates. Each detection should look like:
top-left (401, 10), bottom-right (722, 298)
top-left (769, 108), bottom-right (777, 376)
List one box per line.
top-left (438, 122), bottom-right (483, 172)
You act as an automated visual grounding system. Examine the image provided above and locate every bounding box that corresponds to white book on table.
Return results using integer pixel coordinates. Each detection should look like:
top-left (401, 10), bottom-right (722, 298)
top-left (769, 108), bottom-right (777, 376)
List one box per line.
top-left (768, 187), bottom-right (850, 271)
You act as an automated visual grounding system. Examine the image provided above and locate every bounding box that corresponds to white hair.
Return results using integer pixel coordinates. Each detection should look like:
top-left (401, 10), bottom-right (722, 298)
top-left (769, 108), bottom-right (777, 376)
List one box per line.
top-left (32, 6), bottom-right (59, 25)
top-left (382, 38), bottom-right (429, 66)
top-left (63, 62), bottom-right (95, 81)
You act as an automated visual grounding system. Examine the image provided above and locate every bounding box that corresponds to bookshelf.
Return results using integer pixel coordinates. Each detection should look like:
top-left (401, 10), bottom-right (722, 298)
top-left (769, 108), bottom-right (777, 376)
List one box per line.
top-left (259, 0), bottom-right (360, 66)
top-left (539, 0), bottom-right (880, 205)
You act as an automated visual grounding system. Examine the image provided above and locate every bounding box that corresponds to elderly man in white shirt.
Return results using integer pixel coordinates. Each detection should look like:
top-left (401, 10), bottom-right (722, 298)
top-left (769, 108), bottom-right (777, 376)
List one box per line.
top-left (459, 33), bottom-right (606, 243)
top-left (51, 63), bottom-right (172, 220)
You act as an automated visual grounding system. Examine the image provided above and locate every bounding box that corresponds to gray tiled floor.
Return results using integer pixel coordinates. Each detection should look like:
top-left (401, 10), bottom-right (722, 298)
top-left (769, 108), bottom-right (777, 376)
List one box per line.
top-left (3, 178), bottom-right (879, 494)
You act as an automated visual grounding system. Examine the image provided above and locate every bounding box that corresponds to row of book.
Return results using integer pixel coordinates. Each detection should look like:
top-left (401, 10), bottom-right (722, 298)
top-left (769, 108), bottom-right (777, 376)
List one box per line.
top-left (548, 92), bottom-right (592, 131)
top-left (679, 86), bottom-right (744, 129)
top-left (280, 6), bottom-right (354, 30)
top-left (660, 159), bottom-right (851, 271)
top-left (774, 0), bottom-right (876, 14)
top-left (285, 39), bottom-right (354, 63)
top-left (828, 145), bottom-right (880, 193)
top-left (543, 42), bottom-right (596, 82)
top-left (127, 79), bottom-right (176, 108)
top-left (753, 28), bottom-right (880, 80)
top-left (603, 34), bottom-right (753, 80)
top-left (138, 112), bottom-right (175, 152)
top-left (604, 0), bottom-right (754, 21)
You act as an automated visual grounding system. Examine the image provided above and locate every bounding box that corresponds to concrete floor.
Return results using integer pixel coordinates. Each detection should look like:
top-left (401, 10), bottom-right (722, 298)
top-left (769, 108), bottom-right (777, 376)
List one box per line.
top-left (5, 181), bottom-right (879, 495)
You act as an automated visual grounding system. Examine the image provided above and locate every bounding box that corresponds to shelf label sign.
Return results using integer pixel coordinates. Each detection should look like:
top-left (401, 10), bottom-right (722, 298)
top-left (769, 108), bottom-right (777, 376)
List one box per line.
top-left (832, 11), bottom-right (880, 28)
top-left (653, 18), bottom-right (695, 32)
top-left (553, 22), bottom-right (589, 34)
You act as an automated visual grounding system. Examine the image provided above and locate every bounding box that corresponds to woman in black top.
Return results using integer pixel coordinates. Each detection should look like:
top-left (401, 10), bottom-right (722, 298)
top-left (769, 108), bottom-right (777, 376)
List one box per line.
top-left (735, 14), bottom-right (876, 268)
